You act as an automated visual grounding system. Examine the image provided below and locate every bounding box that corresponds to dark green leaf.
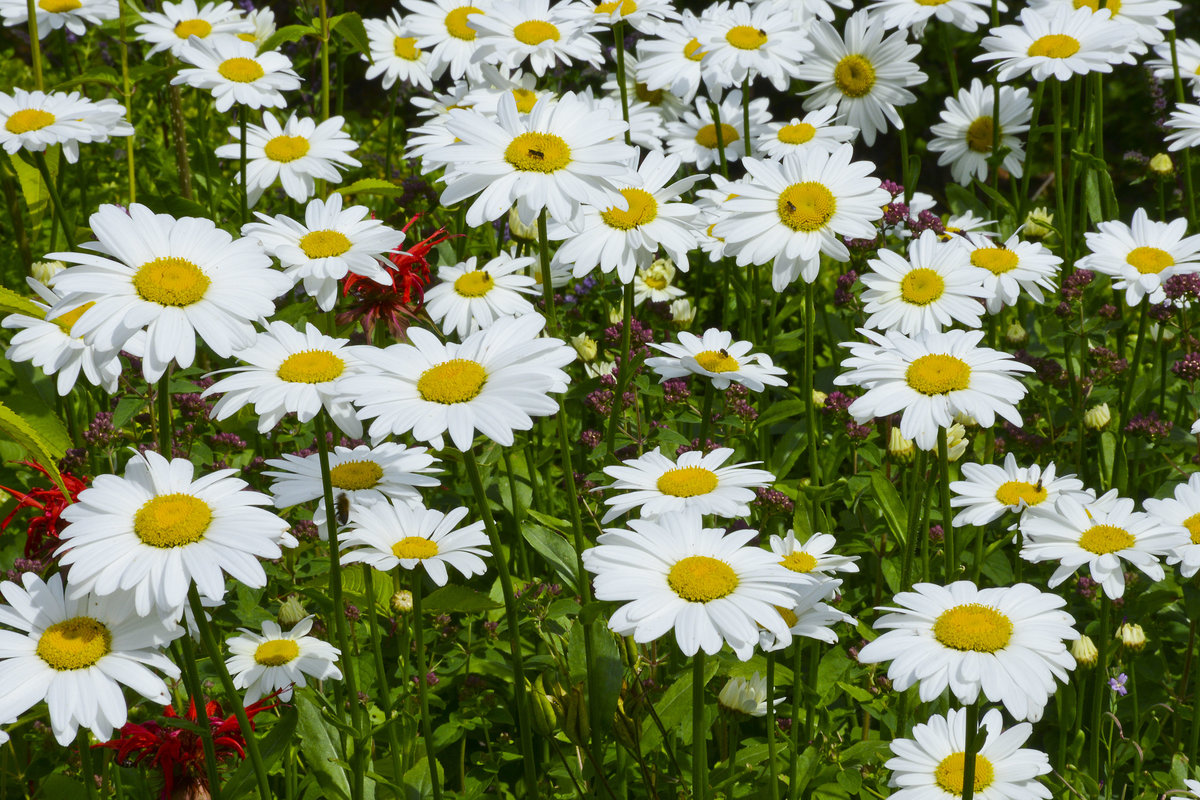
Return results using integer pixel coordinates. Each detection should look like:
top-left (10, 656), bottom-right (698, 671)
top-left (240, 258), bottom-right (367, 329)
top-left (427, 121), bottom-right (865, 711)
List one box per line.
top-left (423, 584), bottom-right (502, 613)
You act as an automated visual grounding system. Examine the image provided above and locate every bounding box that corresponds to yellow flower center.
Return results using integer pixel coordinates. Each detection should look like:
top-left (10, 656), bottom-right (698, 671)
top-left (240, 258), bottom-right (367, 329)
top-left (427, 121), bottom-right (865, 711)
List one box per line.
top-left (601, 188), bottom-right (659, 231)
top-left (132, 256), bottom-right (210, 307)
top-left (36, 617), bottom-right (111, 671)
top-left (906, 354), bottom-right (971, 395)
top-left (217, 57), bottom-right (265, 83)
top-left (1185, 512), bottom-right (1200, 545)
top-left (966, 116), bottom-right (996, 154)
top-left (393, 36), bottom-right (420, 60)
top-left (900, 268), bottom-right (946, 305)
top-left (994, 480), bottom-right (1048, 507)
top-left (417, 358), bottom-right (487, 404)
top-left (445, 6), bottom-right (481, 40)
top-left (595, 0), bottom-right (637, 13)
top-left (264, 134), bottom-right (310, 162)
top-left (392, 536), bottom-right (440, 559)
top-left (299, 229), bottom-right (352, 259)
top-left (781, 552), bottom-right (818, 573)
top-left (277, 349), bottom-right (345, 383)
top-left (1027, 34), bottom-right (1081, 59)
top-left (935, 752), bottom-right (996, 795)
top-left (726, 25), bottom-right (767, 50)
top-left (1079, 524), bottom-right (1135, 555)
top-left (1074, 0), bottom-right (1121, 13)
top-left (684, 38), bottom-right (705, 61)
top-left (52, 301), bottom-right (94, 335)
top-left (1126, 246), bottom-right (1174, 275)
top-left (37, 0), bottom-right (81, 13)
top-left (5, 108), bottom-right (55, 134)
top-left (635, 82), bottom-right (663, 105)
top-left (777, 182), bottom-right (836, 233)
top-left (329, 460), bottom-right (384, 491)
top-left (667, 555), bottom-right (739, 602)
top-left (933, 603), bottom-right (1013, 652)
top-left (694, 349), bottom-right (740, 373)
top-left (644, 274), bottom-right (668, 289)
top-left (915, 0), bottom-right (953, 4)
top-left (254, 639), bottom-right (300, 666)
top-left (504, 131), bottom-right (571, 172)
top-left (513, 20), bottom-right (559, 45)
top-left (512, 88), bottom-right (539, 113)
top-left (777, 122), bottom-right (817, 145)
top-left (237, 32), bottom-right (256, 41)
top-left (174, 18), bottom-right (212, 38)
top-left (834, 55), bottom-right (876, 99)
top-left (656, 466), bottom-right (719, 497)
top-left (133, 493), bottom-right (213, 548)
top-left (454, 270), bottom-right (494, 297)
top-left (971, 247), bottom-right (1019, 275)
top-left (695, 123), bottom-right (739, 149)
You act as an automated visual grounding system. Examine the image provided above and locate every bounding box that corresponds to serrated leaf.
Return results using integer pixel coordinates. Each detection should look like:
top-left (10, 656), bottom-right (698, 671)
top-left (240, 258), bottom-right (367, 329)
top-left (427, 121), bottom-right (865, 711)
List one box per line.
top-left (0, 401), bottom-right (69, 497)
top-left (329, 12), bottom-right (371, 60)
top-left (0, 285), bottom-right (44, 318)
top-left (423, 584), bottom-right (501, 614)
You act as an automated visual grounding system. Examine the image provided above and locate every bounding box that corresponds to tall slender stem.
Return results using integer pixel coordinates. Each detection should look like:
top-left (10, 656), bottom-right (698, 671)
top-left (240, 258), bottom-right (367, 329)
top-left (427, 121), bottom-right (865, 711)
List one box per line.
top-left (239, 113), bottom-right (249, 225)
top-left (938, 428), bottom-right (955, 581)
top-left (32, 152), bottom-right (75, 250)
top-left (788, 640), bottom-right (803, 799)
top-left (765, 652), bottom-right (779, 800)
top-left (319, 0), bottom-right (331, 120)
top-left (117, 0), bottom-right (136, 203)
top-left (803, 282), bottom-right (820, 515)
top-left (23, 0), bottom-right (43, 89)
top-left (78, 734), bottom-right (97, 800)
top-left (708, 100), bottom-right (729, 179)
top-left (692, 652), bottom-right (708, 800)
top-left (612, 21), bottom-right (632, 145)
top-left (410, 575), bottom-right (443, 799)
top-left (156, 372), bottom-right (172, 456)
top-left (697, 380), bottom-right (715, 450)
top-left (363, 566), bottom-right (405, 790)
top-left (605, 281), bottom-right (636, 455)
top-left (174, 637), bottom-right (223, 799)
top-left (1168, 17), bottom-right (1198, 228)
top-left (166, 82), bottom-right (194, 200)
top-left (959, 702), bottom-right (981, 800)
top-left (1090, 594), bottom-right (1112, 777)
top-left (741, 78), bottom-right (752, 160)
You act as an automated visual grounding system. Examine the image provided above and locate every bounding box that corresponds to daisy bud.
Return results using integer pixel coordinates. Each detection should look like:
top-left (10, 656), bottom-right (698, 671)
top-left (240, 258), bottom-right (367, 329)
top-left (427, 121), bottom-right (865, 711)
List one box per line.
top-left (562, 684), bottom-right (590, 747)
top-left (31, 260), bottom-right (65, 284)
top-left (888, 428), bottom-right (915, 463)
top-left (1072, 634), bottom-right (1099, 668)
top-left (571, 334), bottom-right (598, 362)
top-left (812, 390), bottom-right (828, 408)
top-left (645, 258), bottom-right (676, 285)
top-left (390, 590), bottom-right (414, 614)
top-left (1149, 153), bottom-right (1174, 176)
top-left (612, 698), bottom-right (640, 752)
top-left (278, 595), bottom-right (307, 628)
top-left (1005, 321), bottom-right (1028, 346)
top-left (953, 412), bottom-right (978, 429)
top-left (717, 673), bottom-right (773, 718)
top-left (608, 307), bottom-right (623, 325)
top-left (507, 207), bottom-right (539, 243)
top-left (670, 298), bottom-right (696, 327)
top-left (1084, 403), bottom-right (1112, 431)
top-left (945, 424), bottom-right (969, 461)
top-left (1024, 207), bottom-right (1054, 240)
top-left (1117, 622), bottom-right (1147, 651)
top-left (528, 676), bottom-right (559, 738)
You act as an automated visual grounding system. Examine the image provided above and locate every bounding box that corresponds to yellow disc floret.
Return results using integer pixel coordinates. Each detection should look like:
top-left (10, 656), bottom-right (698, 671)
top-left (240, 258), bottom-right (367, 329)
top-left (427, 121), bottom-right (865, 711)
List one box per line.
top-left (667, 556), bottom-right (739, 602)
top-left (134, 493), bottom-right (213, 548)
top-left (935, 752), bottom-right (996, 795)
top-left (174, 18), bottom-right (212, 38)
top-left (254, 639), bottom-right (300, 666)
top-left (6, 108), bottom-right (56, 134)
top-left (777, 123), bottom-right (816, 145)
top-left (454, 270), bottom-right (495, 297)
top-left (966, 116), bottom-right (996, 153)
top-left (133, 257), bottom-right (211, 307)
top-left (726, 26), bottom-right (767, 50)
top-left (445, 6), bottom-right (481, 40)
top-left (777, 182), bottom-right (836, 233)
top-left (695, 123), bottom-right (739, 150)
top-left (694, 349), bottom-right (740, 373)
top-left (900, 268), bottom-right (946, 305)
top-left (834, 55), bottom-right (876, 98)
top-left (933, 603), bottom-right (1014, 652)
top-left (329, 460), bottom-right (384, 491)
top-left (513, 20), bottom-right (559, 45)
top-left (1078, 524), bottom-right (1135, 555)
top-left (392, 536), bottom-right (440, 559)
top-left (905, 354), bottom-right (972, 395)
top-left (1027, 34), bottom-right (1081, 59)
top-left (217, 57), bottom-right (265, 83)
top-left (417, 358), bottom-right (487, 404)
top-left (38, 0), bottom-right (83, 12)
top-left (601, 188), bottom-right (659, 231)
top-left (994, 480), bottom-right (1048, 508)
top-left (264, 135), bottom-right (310, 162)
top-left (971, 247), bottom-right (1019, 275)
top-left (299, 229), bottom-right (352, 259)
top-left (37, 617), bottom-right (111, 671)
top-left (51, 302), bottom-right (94, 336)
top-left (277, 350), bottom-right (345, 383)
top-left (780, 552), bottom-right (818, 573)
top-left (504, 131), bottom-right (571, 173)
top-left (393, 36), bottom-right (420, 60)
top-left (1126, 246), bottom-right (1174, 275)
top-left (656, 466), bottom-right (719, 497)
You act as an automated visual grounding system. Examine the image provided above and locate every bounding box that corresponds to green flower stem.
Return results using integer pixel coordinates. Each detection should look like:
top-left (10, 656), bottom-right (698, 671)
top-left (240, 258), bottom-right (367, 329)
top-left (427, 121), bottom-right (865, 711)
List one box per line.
top-left (742, 77), bottom-right (752, 160)
top-left (1167, 17), bottom-right (1197, 227)
top-left (939, 23), bottom-right (959, 95)
top-left (156, 372), bottom-right (171, 456)
top-left (1189, 640), bottom-right (1200, 764)
top-left (186, 586), bottom-right (273, 799)
top-left (23, 0), bottom-right (42, 89)
top-left (802, 282), bottom-right (821, 517)
top-left (938, 428), bottom-right (955, 581)
top-left (462, 446), bottom-right (541, 799)
top-left (900, 450), bottom-right (930, 591)
top-left (788, 640), bottom-right (803, 800)
top-left (239, 113), bottom-right (248, 226)
top-left (1050, 79), bottom-right (1071, 271)
top-left (605, 280), bottom-right (636, 455)
top-left (117, 0), bottom-right (136, 203)
top-left (765, 651), bottom-right (779, 800)
top-left (693, 651), bottom-right (708, 800)
top-left (166, 81), bottom-right (194, 201)
top-left (409, 574), bottom-right (443, 799)
top-left (959, 701), bottom-right (981, 800)
top-left (1114, 302), bottom-right (1149, 493)
top-left (613, 21), bottom-right (632, 145)
top-left (708, 99), bottom-right (729, 179)
top-left (697, 380), bottom-right (715, 450)
top-left (362, 566), bottom-right (405, 790)
top-left (1090, 594), bottom-right (1112, 777)
top-left (319, 0), bottom-right (331, 120)
top-left (384, 85), bottom-right (401, 180)
top-left (173, 637), bottom-right (224, 800)
top-left (31, 152), bottom-right (75, 250)
top-left (78, 734), bottom-right (97, 800)
top-left (1017, 82), bottom-right (1046, 223)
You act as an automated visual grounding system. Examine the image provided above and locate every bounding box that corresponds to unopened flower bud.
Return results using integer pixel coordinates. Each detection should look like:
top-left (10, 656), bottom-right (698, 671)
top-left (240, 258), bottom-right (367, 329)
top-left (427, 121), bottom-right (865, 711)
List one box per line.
top-left (529, 675), bottom-right (559, 738)
top-left (1024, 207), bottom-right (1054, 240)
top-left (1117, 622), bottom-right (1147, 651)
top-left (571, 333), bottom-right (598, 362)
top-left (888, 428), bottom-right (915, 463)
top-left (507, 207), bottom-right (538, 242)
top-left (562, 683), bottom-right (590, 746)
top-left (1149, 153), bottom-right (1174, 176)
top-left (669, 298), bottom-right (696, 327)
top-left (1072, 634), bottom-right (1099, 667)
top-left (812, 390), bottom-right (828, 408)
top-left (31, 261), bottom-right (65, 284)
top-left (1005, 321), bottom-right (1028, 346)
top-left (391, 590), bottom-right (413, 614)
top-left (612, 697), bottom-right (640, 752)
top-left (1084, 403), bottom-right (1111, 431)
top-left (945, 423), bottom-right (969, 461)
top-left (608, 307), bottom-right (623, 325)
top-left (278, 595), bottom-right (307, 628)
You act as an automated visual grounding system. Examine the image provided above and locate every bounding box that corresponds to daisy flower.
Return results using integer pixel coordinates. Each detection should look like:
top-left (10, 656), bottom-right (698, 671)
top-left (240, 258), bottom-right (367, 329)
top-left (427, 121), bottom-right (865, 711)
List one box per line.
top-left (470, 0), bottom-right (603, 77)
top-left (401, 0), bottom-right (490, 81)
top-left (433, 92), bottom-right (633, 227)
top-left (665, 89), bottom-right (771, 170)
top-left (136, 0), bottom-right (250, 58)
top-left (582, 515), bottom-right (809, 660)
top-left (172, 35), bottom-right (300, 113)
top-left (754, 106), bottom-right (858, 161)
top-left (0, 89), bottom-right (132, 163)
top-left (633, 258), bottom-right (686, 305)
top-left (3, 278), bottom-right (122, 395)
top-left (1077, 208), bottom-right (1200, 305)
top-left (769, 531), bottom-right (860, 577)
top-left (885, 708), bottom-right (1052, 800)
top-left (860, 230), bottom-right (990, 336)
top-left (340, 501), bottom-right (490, 586)
top-left (599, 447), bottom-right (775, 523)
top-left (1166, 103), bottom-right (1200, 151)
top-left (48, 203), bottom-right (291, 382)
top-left (588, 0), bottom-right (677, 34)
top-left (265, 442), bottom-right (439, 513)
top-left (0, 573), bottom-right (182, 746)
top-left (364, 10), bottom-right (434, 91)
top-left (647, 328), bottom-right (787, 392)
top-left (718, 672), bottom-right (781, 717)
top-left (226, 617), bottom-right (341, 703)
top-left (964, 232), bottom-right (1061, 313)
top-left (461, 65), bottom-right (556, 116)
top-left (975, 6), bottom-right (1136, 82)
top-left (1149, 38), bottom-right (1200, 98)
top-left (795, 10), bottom-right (928, 147)
top-left (240, 6), bottom-right (275, 45)
top-left (857, 581), bottom-right (1078, 721)
top-left (213, 112), bottom-right (361, 207)
top-left (713, 146), bottom-right (890, 289)
top-left (697, 1), bottom-right (810, 92)
top-left (341, 313), bottom-right (575, 451)
top-left (0, 0), bottom-right (116, 38)
top-left (1030, 0), bottom-right (1178, 53)
top-left (57, 451), bottom-right (289, 616)
top-left (928, 79), bottom-right (1032, 187)
top-left (603, 52), bottom-right (689, 126)
top-left (949, 453), bottom-right (1087, 528)
top-left (1144, 473), bottom-right (1200, 579)
top-left (1019, 493), bottom-right (1189, 599)
top-left (424, 252), bottom-right (539, 338)
top-left (242, 194), bottom-right (405, 311)
top-left (635, 11), bottom-right (708, 103)
top-left (202, 321), bottom-right (367, 436)
top-left (549, 151), bottom-right (705, 284)
top-left (835, 328), bottom-right (1034, 451)
top-left (759, 578), bottom-right (856, 652)
top-left (868, 0), bottom-right (999, 36)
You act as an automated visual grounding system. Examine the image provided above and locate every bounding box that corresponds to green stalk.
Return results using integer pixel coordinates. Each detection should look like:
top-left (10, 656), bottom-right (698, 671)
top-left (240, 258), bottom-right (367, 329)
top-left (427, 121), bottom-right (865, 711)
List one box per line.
top-left (1114, 303), bottom-right (1149, 493)
top-left (78, 734), bottom-right (97, 800)
top-left (174, 637), bottom-right (223, 799)
top-left (692, 652), bottom-right (708, 800)
top-left (697, 380), bottom-right (715, 450)
top-left (959, 701), bottom-right (981, 800)
top-left (605, 280), bottom-right (636, 455)
top-left (166, 82), bottom-right (194, 200)
top-left (1051, 79), bottom-right (1070, 270)
top-left (1089, 594), bottom-right (1112, 777)
top-left (363, 566), bottom-right (405, 789)
top-left (24, 0), bottom-right (42, 89)
top-left (410, 575), bottom-right (443, 799)
top-left (788, 640), bottom-right (803, 800)
top-left (31, 152), bottom-right (75, 250)
top-left (1018, 82), bottom-right (1046, 222)
top-left (117, 0), bottom-right (136, 203)
top-left (900, 451), bottom-right (930, 590)
top-left (741, 77), bottom-right (752, 159)
top-left (156, 372), bottom-right (172, 456)
top-left (708, 99), bottom-right (729, 179)
top-left (802, 282), bottom-right (820, 516)
top-left (765, 652), bottom-right (779, 800)
top-left (1167, 17), bottom-right (1198, 228)
top-left (239, 113), bottom-right (248, 226)
top-left (938, 428), bottom-right (954, 581)
top-left (612, 20), bottom-right (632, 145)
top-left (319, 0), bottom-right (331, 120)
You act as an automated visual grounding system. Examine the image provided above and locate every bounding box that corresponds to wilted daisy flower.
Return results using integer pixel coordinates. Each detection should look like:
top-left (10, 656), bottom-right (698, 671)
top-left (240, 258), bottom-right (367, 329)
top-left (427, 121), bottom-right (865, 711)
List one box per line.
top-left (964, 232), bottom-right (1061, 313)
top-left (342, 313), bottom-right (574, 451)
top-left (172, 35), bottom-right (300, 113)
top-left (340, 501), bottom-right (490, 586)
top-left (714, 146), bottom-right (890, 289)
top-left (869, 0), bottom-right (999, 36)
top-left (1030, 0), bottom-right (1178, 53)
top-left (0, 89), bottom-right (132, 162)
top-left (136, 0), bottom-right (250, 58)
top-left (1020, 493), bottom-right (1189, 599)
top-left (665, 89), bottom-right (771, 170)
top-left (434, 92), bottom-right (633, 227)
top-left (1145, 473), bottom-right (1200, 578)
top-left (364, 10), bottom-right (434, 91)
top-left (718, 672), bottom-right (781, 717)
top-left (589, 0), bottom-right (676, 33)
top-left (402, 0), bottom-right (489, 81)
top-left (3, 279), bottom-right (122, 395)
top-left (470, 0), bottom-right (603, 77)
top-left (886, 708), bottom-right (1052, 800)
top-left (214, 112), bottom-right (361, 207)
top-left (424, 252), bottom-right (539, 338)
top-left (795, 10), bottom-right (927, 147)
top-left (635, 11), bottom-right (708, 103)
top-left (975, 6), bottom-right (1136, 82)
top-left (633, 259), bottom-right (686, 305)
top-left (835, 328), bottom-right (1034, 451)
top-left (1166, 103), bottom-right (1200, 152)
top-left (929, 79), bottom-right (1032, 187)
top-left (698, 1), bottom-right (810, 92)
top-left (755, 106), bottom-right (858, 160)
top-left (57, 450), bottom-right (290, 616)
top-left (949, 453), bottom-right (1087, 527)
top-left (600, 446), bottom-right (775, 523)
top-left (0, 573), bottom-right (182, 746)
top-left (242, 193), bottom-right (405, 311)
top-left (1077, 208), bottom-right (1200, 306)
top-left (48, 203), bottom-right (290, 382)
top-left (202, 321), bottom-right (366, 436)
top-left (857, 581), bottom-right (1078, 721)
top-left (583, 515), bottom-right (808, 660)
top-left (860, 230), bottom-right (990, 336)
top-left (647, 328), bottom-right (787, 392)
top-left (226, 617), bottom-right (341, 703)
top-left (1150, 38), bottom-right (1200, 98)
top-left (769, 531), bottom-right (860, 576)
top-left (0, 0), bottom-right (115, 37)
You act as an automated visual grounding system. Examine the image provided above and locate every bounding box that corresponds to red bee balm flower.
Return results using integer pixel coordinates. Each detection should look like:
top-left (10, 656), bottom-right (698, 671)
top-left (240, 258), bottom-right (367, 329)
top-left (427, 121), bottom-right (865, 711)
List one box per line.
top-left (0, 461), bottom-right (87, 559)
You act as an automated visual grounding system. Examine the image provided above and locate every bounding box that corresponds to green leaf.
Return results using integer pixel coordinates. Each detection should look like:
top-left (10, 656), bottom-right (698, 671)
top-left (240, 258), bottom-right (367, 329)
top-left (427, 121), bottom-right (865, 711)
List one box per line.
top-left (868, 470), bottom-right (906, 546)
top-left (639, 657), bottom-right (720, 751)
top-left (35, 775), bottom-right (87, 800)
top-left (329, 12), bottom-right (371, 59)
top-left (0, 285), bottom-right (44, 318)
top-left (754, 399), bottom-right (805, 430)
top-left (222, 707), bottom-right (299, 798)
top-left (8, 150), bottom-right (53, 219)
top-left (337, 178), bottom-right (406, 197)
top-left (297, 690), bottom-right (351, 800)
top-left (0, 401), bottom-right (69, 497)
top-left (423, 584), bottom-right (501, 614)
top-left (51, 66), bottom-right (120, 91)
top-left (140, 194), bottom-right (210, 219)
top-left (260, 23), bottom-right (312, 53)
top-left (521, 523), bottom-right (579, 591)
